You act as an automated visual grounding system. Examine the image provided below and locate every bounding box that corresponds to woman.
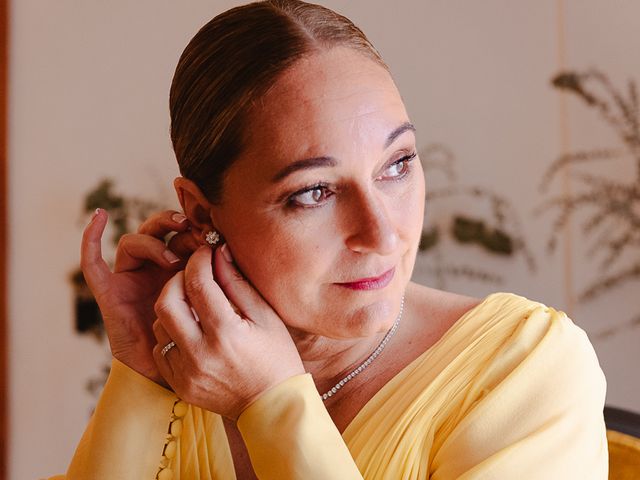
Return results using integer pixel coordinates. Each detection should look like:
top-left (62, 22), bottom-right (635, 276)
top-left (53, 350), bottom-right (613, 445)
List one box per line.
top-left (51, 1), bottom-right (608, 478)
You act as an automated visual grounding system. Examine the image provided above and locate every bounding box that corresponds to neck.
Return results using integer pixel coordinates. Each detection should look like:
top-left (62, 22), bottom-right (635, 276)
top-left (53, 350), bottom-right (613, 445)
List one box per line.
top-left (288, 325), bottom-right (391, 395)
top-left (288, 289), bottom-right (410, 397)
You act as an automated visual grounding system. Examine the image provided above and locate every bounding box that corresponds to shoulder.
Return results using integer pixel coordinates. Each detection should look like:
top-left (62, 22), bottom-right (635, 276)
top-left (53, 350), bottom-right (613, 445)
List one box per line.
top-left (469, 290), bottom-right (603, 374)
top-left (429, 295), bottom-right (608, 478)
top-left (466, 291), bottom-right (606, 402)
top-left (403, 283), bottom-right (485, 343)
top-left (403, 285), bottom-right (543, 353)
top-left (406, 282), bottom-right (484, 316)
top-left (406, 285), bottom-right (605, 392)
top-left (405, 284), bottom-right (550, 333)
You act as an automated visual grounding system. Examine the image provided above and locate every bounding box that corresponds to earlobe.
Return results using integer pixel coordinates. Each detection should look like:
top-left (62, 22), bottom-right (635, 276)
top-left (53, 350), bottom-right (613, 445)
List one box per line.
top-left (173, 176), bottom-right (217, 240)
top-left (205, 230), bottom-right (221, 246)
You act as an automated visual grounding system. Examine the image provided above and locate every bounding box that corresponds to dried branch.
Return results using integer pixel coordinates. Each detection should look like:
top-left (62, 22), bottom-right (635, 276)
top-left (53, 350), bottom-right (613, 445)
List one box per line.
top-left (578, 262), bottom-right (640, 302)
top-left (419, 143), bottom-right (457, 182)
top-left (424, 262), bottom-right (504, 285)
top-left (538, 149), bottom-right (623, 193)
top-left (597, 229), bottom-right (637, 271)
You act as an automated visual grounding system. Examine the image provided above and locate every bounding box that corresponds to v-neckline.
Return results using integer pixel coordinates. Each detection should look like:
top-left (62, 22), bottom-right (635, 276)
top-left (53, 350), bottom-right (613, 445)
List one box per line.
top-left (222, 291), bottom-right (507, 480)
top-left (340, 291), bottom-right (502, 439)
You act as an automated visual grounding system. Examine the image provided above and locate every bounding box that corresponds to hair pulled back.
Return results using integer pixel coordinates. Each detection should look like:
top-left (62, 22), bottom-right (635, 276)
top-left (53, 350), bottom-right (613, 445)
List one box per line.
top-left (169, 0), bottom-right (388, 203)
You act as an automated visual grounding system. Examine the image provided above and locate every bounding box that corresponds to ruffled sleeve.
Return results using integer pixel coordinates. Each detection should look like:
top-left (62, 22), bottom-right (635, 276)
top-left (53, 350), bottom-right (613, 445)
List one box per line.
top-left (430, 305), bottom-right (608, 479)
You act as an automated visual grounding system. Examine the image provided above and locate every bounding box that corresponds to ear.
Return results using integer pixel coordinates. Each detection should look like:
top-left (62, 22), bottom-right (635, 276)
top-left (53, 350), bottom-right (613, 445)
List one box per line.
top-left (174, 177), bottom-right (216, 242)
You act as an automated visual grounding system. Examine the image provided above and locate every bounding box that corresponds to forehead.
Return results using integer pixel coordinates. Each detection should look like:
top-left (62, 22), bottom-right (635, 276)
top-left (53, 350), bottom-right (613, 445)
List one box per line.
top-left (241, 47), bottom-right (410, 165)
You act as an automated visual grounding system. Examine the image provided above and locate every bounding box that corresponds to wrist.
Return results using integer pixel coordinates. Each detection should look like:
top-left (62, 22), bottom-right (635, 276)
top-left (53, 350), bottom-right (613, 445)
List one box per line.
top-left (112, 354), bottom-right (170, 390)
top-left (234, 369), bottom-right (308, 420)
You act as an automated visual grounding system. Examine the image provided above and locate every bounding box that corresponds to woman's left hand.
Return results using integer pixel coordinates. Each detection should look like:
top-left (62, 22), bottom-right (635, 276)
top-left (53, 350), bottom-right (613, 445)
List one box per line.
top-left (152, 244), bottom-right (306, 420)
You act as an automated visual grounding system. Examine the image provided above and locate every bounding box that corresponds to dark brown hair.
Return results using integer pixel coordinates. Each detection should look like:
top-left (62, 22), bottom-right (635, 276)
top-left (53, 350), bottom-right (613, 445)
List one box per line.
top-left (169, 0), bottom-right (388, 203)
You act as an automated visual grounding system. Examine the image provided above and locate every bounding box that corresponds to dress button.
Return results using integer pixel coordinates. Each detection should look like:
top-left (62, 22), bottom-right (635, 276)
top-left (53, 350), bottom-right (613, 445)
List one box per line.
top-left (157, 467), bottom-right (173, 480)
top-left (170, 419), bottom-right (183, 437)
top-left (165, 440), bottom-right (177, 459)
top-left (173, 400), bottom-right (188, 418)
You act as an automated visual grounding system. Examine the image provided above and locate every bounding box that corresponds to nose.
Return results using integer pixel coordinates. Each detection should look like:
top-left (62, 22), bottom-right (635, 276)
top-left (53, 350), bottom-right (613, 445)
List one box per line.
top-left (343, 188), bottom-right (399, 255)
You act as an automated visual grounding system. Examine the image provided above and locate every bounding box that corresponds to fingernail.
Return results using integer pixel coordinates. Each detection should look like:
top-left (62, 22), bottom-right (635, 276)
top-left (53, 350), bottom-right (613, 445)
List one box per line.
top-left (163, 249), bottom-right (181, 264)
top-left (172, 213), bottom-right (187, 223)
top-left (220, 243), bottom-right (233, 263)
top-left (89, 208), bottom-right (101, 223)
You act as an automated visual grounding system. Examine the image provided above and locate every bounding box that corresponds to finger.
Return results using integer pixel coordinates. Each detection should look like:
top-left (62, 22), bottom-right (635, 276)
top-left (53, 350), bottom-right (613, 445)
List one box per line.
top-left (183, 246), bottom-right (237, 334)
top-left (137, 210), bottom-right (190, 238)
top-left (153, 342), bottom-right (175, 386)
top-left (213, 243), bottom-right (273, 323)
top-left (80, 209), bottom-right (112, 296)
top-left (167, 231), bottom-right (200, 259)
top-left (155, 271), bottom-right (203, 345)
top-left (152, 318), bottom-right (173, 346)
top-left (114, 233), bottom-right (183, 273)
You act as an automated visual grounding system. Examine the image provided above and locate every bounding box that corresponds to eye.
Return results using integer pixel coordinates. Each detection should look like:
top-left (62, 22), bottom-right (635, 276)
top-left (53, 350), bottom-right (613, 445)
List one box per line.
top-left (288, 183), bottom-right (333, 207)
top-left (379, 152), bottom-right (417, 180)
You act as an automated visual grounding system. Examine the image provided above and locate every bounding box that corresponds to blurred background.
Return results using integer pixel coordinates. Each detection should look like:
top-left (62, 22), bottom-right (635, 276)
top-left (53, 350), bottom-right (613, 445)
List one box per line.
top-left (1, 1), bottom-right (638, 478)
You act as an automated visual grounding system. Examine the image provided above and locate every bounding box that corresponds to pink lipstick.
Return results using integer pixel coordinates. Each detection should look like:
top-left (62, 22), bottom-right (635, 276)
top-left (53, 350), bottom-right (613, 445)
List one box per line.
top-left (337, 267), bottom-right (395, 290)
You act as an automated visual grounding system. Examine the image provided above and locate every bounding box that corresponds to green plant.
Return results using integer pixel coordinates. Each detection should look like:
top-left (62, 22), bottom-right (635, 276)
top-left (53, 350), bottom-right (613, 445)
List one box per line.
top-left (417, 144), bottom-right (536, 289)
top-left (82, 179), bottom-right (164, 245)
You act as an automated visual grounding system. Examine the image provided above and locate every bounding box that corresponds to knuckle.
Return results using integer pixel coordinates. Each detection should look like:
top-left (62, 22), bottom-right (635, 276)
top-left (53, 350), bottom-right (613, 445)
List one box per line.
top-left (231, 271), bottom-right (246, 284)
top-left (116, 233), bottom-right (133, 249)
top-left (166, 235), bottom-right (186, 255)
top-left (217, 269), bottom-right (243, 290)
top-left (152, 344), bottom-right (162, 359)
top-left (191, 358), bottom-right (206, 377)
top-left (139, 212), bottom-right (162, 230)
top-left (152, 319), bottom-right (162, 336)
top-left (230, 270), bottom-right (245, 283)
top-left (137, 210), bottom-right (181, 235)
top-left (168, 232), bottom-right (195, 254)
top-left (184, 277), bottom-right (208, 298)
top-left (137, 218), bottom-right (152, 233)
top-left (154, 299), bottom-right (175, 318)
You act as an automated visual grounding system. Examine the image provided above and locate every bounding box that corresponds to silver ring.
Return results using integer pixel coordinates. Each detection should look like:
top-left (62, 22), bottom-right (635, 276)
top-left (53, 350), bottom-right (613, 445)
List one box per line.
top-left (161, 341), bottom-right (176, 357)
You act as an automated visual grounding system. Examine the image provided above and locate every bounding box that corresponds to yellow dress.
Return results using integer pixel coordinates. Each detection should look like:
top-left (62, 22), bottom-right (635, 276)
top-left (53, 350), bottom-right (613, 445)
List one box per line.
top-left (49, 292), bottom-right (609, 479)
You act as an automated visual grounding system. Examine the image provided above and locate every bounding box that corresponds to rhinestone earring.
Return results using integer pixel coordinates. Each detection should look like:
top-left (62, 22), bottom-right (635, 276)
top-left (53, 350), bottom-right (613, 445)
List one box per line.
top-left (205, 230), bottom-right (220, 246)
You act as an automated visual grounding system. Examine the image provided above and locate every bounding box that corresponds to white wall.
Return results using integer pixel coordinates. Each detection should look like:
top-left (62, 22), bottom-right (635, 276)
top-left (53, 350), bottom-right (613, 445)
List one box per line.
top-left (9, 1), bottom-right (640, 478)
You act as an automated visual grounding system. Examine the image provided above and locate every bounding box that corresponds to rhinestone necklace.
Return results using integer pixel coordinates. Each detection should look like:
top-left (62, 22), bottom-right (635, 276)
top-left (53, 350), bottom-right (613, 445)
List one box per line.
top-left (321, 297), bottom-right (404, 401)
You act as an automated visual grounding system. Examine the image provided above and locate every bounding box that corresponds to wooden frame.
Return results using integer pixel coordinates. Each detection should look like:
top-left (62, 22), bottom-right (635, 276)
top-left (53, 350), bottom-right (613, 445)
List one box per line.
top-left (0, 0), bottom-right (7, 476)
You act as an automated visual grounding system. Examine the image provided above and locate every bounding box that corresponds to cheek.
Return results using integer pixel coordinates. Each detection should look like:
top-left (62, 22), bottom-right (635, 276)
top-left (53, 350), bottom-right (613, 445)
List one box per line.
top-left (395, 171), bottom-right (426, 240)
top-left (228, 217), bottom-right (330, 300)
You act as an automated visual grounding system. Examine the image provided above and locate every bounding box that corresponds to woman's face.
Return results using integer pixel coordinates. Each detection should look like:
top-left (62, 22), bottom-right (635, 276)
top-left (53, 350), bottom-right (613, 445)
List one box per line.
top-left (211, 46), bottom-right (425, 340)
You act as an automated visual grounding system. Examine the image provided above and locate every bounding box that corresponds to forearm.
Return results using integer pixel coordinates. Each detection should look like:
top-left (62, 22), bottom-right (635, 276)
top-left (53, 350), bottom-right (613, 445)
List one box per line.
top-left (238, 374), bottom-right (363, 480)
top-left (58, 359), bottom-right (179, 480)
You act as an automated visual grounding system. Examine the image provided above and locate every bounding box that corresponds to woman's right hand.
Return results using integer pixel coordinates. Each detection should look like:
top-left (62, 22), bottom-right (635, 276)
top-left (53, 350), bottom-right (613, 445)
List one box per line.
top-left (80, 208), bottom-right (199, 386)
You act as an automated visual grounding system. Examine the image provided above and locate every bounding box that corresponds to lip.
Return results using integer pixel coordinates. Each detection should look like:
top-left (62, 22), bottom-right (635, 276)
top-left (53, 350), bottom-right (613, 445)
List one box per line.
top-left (337, 267), bottom-right (395, 290)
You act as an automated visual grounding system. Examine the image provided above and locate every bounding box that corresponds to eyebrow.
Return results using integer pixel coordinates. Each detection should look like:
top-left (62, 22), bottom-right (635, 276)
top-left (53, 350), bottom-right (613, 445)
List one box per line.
top-left (384, 121), bottom-right (416, 149)
top-left (270, 121), bottom-right (416, 184)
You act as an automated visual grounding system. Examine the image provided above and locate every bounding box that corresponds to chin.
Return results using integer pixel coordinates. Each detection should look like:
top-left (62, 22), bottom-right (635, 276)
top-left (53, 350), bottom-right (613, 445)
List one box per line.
top-left (284, 278), bottom-right (406, 339)
top-left (323, 291), bottom-right (402, 339)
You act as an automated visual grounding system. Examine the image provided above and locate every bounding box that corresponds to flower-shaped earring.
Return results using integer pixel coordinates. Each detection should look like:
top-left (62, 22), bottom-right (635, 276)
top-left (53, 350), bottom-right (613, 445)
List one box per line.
top-left (205, 230), bottom-right (220, 246)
